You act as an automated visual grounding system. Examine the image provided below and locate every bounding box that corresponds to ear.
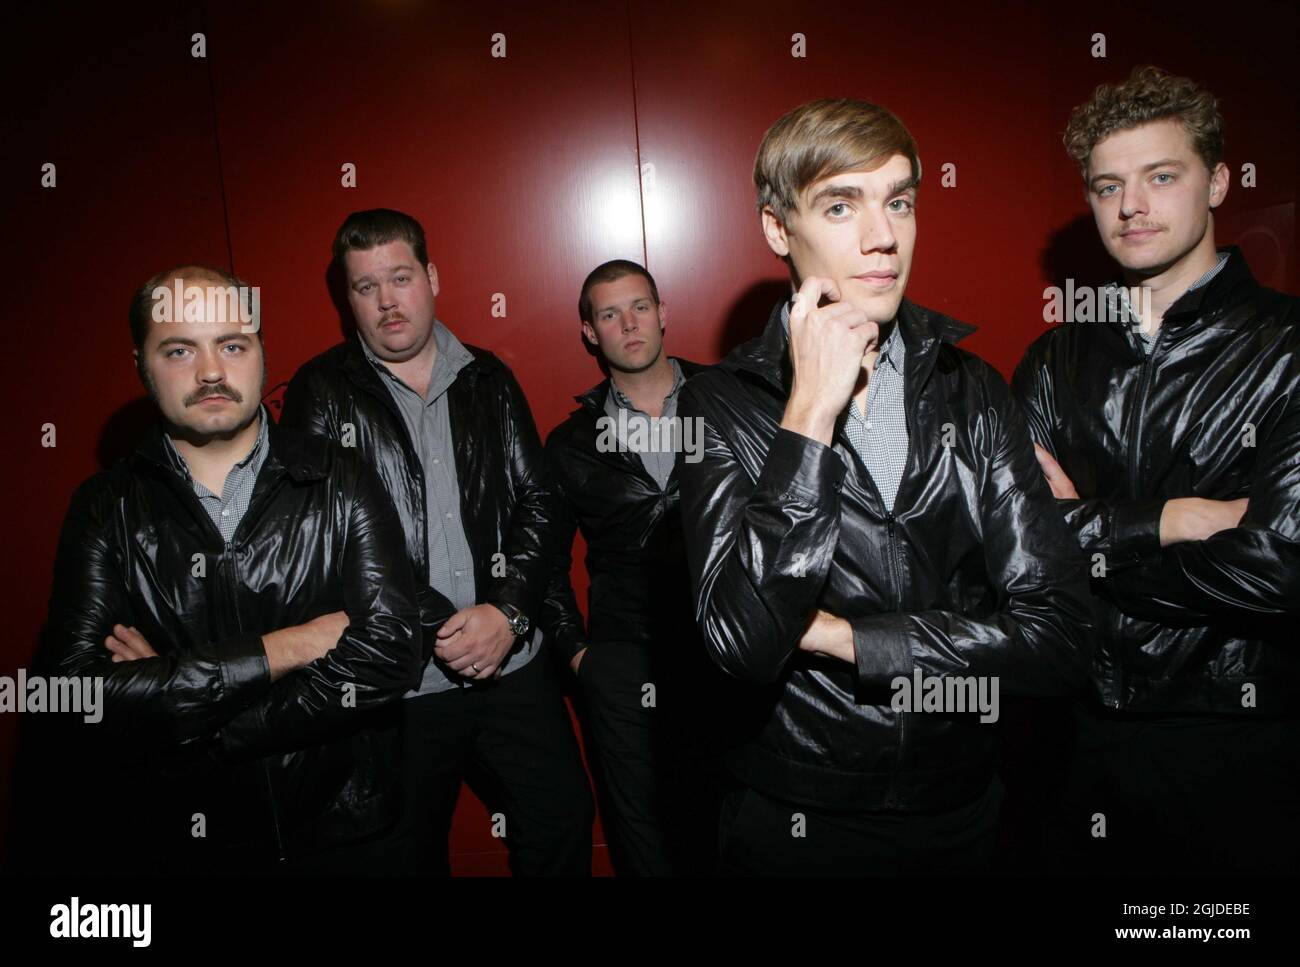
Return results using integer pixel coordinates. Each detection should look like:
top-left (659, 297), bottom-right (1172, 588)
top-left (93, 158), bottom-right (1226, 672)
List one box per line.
top-left (656, 301), bottom-right (667, 331)
top-left (760, 206), bottom-right (791, 258)
top-left (1208, 161), bottom-right (1229, 210)
top-left (581, 321), bottom-right (599, 347)
top-left (426, 262), bottom-right (440, 298)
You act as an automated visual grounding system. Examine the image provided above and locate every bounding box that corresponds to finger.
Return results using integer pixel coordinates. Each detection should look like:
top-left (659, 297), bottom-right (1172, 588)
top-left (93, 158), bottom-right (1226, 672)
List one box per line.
top-left (436, 614), bottom-right (468, 639)
top-left (792, 276), bottom-right (840, 324)
top-left (104, 637), bottom-right (134, 661)
top-left (109, 627), bottom-right (146, 659)
top-left (121, 625), bottom-right (158, 657)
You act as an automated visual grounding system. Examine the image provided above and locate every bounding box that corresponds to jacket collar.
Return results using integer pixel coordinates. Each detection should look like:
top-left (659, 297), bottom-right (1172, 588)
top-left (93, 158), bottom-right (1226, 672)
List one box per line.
top-left (575, 357), bottom-right (709, 414)
top-left (722, 295), bottom-right (976, 394)
top-left (133, 405), bottom-right (329, 483)
top-left (340, 326), bottom-right (486, 396)
top-left (1158, 245), bottom-right (1257, 328)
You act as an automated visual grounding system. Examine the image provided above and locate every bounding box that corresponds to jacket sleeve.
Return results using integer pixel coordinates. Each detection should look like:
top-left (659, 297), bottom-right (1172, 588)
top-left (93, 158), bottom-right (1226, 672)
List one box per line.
top-left (481, 365), bottom-right (559, 624)
top-left (1011, 340), bottom-right (1164, 570)
top-left (36, 476), bottom-right (271, 749)
top-left (536, 430), bottom-right (589, 667)
top-left (677, 381), bottom-right (849, 685)
top-left (278, 360), bottom-right (453, 660)
top-left (1097, 392), bottom-right (1300, 623)
top-left (215, 455), bottom-right (422, 760)
top-left (847, 369), bottom-right (1096, 698)
top-left (277, 364), bottom-right (335, 440)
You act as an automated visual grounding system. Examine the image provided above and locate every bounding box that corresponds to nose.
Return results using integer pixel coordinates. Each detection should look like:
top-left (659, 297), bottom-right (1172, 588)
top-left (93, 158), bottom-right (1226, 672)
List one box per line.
top-left (861, 205), bottom-right (898, 254)
top-left (1119, 182), bottom-right (1149, 219)
top-left (196, 345), bottom-right (228, 385)
top-left (621, 310), bottom-right (638, 333)
top-left (377, 283), bottom-right (398, 312)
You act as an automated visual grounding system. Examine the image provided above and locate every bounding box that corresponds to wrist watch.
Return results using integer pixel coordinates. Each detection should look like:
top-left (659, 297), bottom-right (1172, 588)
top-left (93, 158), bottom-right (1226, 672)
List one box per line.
top-left (491, 602), bottom-right (530, 639)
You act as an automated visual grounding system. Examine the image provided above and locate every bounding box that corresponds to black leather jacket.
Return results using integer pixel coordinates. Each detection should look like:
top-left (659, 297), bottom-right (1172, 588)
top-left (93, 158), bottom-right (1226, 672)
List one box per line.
top-left (540, 359), bottom-right (709, 665)
top-left (280, 333), bottom-right (557, 657)
top-left (677, 297), bottom-right (1095, 812)
top-left (32, 416), bottom-right (422, 871)
top-left (1012, 247), bottom-right (1300, 715)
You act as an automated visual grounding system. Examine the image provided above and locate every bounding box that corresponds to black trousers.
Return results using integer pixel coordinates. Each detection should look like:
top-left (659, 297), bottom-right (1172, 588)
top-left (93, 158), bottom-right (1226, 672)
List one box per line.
top-left (396, 649), bottom-right (594, 876)
top-left (1047, 703), bottom-right (1300, 875)
top-left (575, 640), bottom-right (722, 876)
top-left (716, 777), bottom-right (1003, 876)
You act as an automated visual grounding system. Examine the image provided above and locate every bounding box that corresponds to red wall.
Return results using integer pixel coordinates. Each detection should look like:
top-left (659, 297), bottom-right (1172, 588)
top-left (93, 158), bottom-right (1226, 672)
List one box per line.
top-left (3, 0), bottom-right (1294, 874)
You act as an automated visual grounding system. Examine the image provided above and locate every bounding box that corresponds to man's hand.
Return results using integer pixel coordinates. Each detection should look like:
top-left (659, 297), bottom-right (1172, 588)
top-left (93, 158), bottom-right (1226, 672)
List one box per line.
top-left (570, 647), bottom-right (587, 675)
top-left (261, 610), bottom-right (350, 681)
top-left (781, 276), bottom-right (879, 446)
top-left (436, 604), bottom-right (515, 680)
top-left (104, 624), bottom-right (158, 662)
top-left (796, 609), bottom-right (855, 664)
top-left (1160, 497), bottom-right (1249, 546)
top-left (1033, 443), bottom-right (1080, 500)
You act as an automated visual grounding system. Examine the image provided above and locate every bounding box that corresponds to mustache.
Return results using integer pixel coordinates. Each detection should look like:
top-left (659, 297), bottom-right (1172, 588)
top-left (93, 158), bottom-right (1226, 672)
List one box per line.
top-left (379, 313), bottom-right (408, 325)
top-left (185, 385), bottom-right (242, 406)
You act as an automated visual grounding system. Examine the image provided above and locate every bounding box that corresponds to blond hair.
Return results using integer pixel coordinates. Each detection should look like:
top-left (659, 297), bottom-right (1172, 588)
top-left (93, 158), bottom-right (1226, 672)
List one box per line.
top-left (754, 98), bottom-right (921, 224)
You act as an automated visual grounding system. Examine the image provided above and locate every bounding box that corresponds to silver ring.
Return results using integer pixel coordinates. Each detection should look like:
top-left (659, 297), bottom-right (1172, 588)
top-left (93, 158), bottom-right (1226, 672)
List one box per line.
top-left (471, 662), bottom-right (480, 672)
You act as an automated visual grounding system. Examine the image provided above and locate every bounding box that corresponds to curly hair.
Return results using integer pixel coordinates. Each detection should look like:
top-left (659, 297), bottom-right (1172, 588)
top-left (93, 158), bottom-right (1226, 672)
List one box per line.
top-left (1063, 66), bottom-right (1224, 179)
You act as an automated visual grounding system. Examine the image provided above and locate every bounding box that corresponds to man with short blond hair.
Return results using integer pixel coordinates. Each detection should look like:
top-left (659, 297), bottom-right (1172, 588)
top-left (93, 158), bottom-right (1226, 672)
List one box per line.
top-left (677, 99), bottom-right (1094, 875)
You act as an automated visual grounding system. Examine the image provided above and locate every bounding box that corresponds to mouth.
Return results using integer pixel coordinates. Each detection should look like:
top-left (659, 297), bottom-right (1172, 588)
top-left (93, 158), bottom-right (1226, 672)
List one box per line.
top-left (624, 339), bottom-right (646, 351)
top-left (194, 395), bottom-right (233, 406)
top-left (853, 270), bottom-right (899, 289)
top-left (1120, 228), bottom-right (1160, 241)
top-left (380, 317), bottom-right (408, 330)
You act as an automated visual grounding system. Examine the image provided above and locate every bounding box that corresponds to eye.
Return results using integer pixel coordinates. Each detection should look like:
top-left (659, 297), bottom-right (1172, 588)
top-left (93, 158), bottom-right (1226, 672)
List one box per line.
top-left (887, 197), bottom-right (914, 213)
top-left (222, 343), bottom-right (245, 354)
top-left (1097, 184), bottom-right (1119, 197)
top-left (1153, 172), bottom-right (1175, 184)
top-left (826, 202), bottom-right (851, 217)
top-left (357, 283), bottom-right (373, 294)
top-left (166, 348), bottom-right (188, 359)
top-left (394, 275), bottom-right (409, 283)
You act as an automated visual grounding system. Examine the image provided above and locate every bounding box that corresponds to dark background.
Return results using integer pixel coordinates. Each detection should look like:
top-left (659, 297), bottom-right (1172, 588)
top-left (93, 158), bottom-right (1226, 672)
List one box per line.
top-left (1, 0), bottom-right (1294, 875)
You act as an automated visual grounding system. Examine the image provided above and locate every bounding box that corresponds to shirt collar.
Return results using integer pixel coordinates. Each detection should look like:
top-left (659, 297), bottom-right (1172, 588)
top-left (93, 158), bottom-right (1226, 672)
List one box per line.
top-left (359, 318), bottom-right (474, 380)
top-left (779, 298), bottom-right (904, 373)
top-left (609, 357), bottom-right (685, 411)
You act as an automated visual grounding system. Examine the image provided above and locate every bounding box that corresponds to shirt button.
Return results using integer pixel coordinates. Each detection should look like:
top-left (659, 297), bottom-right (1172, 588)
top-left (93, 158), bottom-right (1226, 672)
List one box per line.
top-left (446, 512), bottom-right (453, 519)
top-left (865, 422), bottom-right (873, 430)
top-left (454, 571), bottom-right (462, 577)
top-left (433, 458), bottom-right (439, 464)
top-left (221, 509), bottom-right (230, 517)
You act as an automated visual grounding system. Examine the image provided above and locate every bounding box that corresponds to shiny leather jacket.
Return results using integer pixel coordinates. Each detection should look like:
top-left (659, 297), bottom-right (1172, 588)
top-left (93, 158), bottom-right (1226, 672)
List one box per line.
top-left (280, 333), bottom-right (556, 655)
top-left (1012, 247), bottom-right (1300, 714)
top-left (34, 417), bottom-right (421, 870)
top-left (540, 359), bottom-right (709, 665)
top-left (677, 297), bottom-right (1095, 812)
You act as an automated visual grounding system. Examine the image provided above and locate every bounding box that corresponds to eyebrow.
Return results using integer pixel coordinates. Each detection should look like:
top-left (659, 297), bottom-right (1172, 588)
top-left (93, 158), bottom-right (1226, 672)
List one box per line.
top-left (352, 265), bottom-right (417, 284)
top-left (596, 296), bottom-right (653, 314)
top-left (1089, 158), bottom-right (1187, 188)
top-left (807, 176), bottom-right (918, 208)
top-left (155, 333), bottom-right (252, 349)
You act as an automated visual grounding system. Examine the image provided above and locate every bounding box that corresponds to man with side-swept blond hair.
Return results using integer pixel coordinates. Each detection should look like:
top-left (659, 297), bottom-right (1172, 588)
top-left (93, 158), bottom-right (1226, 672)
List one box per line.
top-left (676, 98), bottom-right (1094, 875)
top-left (1014, 66), bottom-right (1300, 874)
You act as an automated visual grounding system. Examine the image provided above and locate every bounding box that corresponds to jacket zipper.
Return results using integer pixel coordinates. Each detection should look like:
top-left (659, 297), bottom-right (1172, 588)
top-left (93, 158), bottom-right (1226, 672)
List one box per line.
top-left (223, 532), bottom-right (287, 863)
top-left (1112, 328), bottom-right (1163, 708)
